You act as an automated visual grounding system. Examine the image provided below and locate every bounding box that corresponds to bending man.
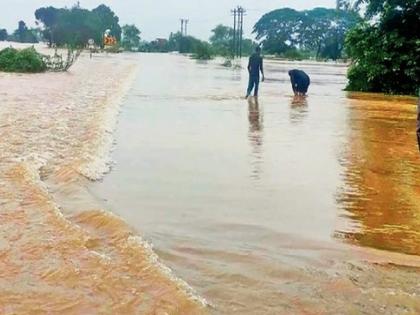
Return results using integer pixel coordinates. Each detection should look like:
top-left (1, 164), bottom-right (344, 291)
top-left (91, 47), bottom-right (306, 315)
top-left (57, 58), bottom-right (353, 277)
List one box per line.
top-left (288, 69), bottom-right (310, 96)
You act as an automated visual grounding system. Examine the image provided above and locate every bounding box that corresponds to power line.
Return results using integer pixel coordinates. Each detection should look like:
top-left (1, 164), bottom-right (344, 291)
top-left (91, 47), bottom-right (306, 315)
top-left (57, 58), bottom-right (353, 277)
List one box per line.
top-left (231, 6), bottom-right (246, 58)
top-left (180, 18), bottom-right (189, 36)
top-left (232, 8), bottom-right (237, 58)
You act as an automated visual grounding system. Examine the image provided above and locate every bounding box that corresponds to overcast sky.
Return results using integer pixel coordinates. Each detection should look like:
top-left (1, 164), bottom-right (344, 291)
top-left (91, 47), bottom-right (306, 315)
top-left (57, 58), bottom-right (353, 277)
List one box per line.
top-left (1, 0), bottom-right (336, 40)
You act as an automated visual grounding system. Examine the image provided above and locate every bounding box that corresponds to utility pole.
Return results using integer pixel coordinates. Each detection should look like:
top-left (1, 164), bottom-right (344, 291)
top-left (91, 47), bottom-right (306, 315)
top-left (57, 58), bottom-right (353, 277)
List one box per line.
top-left (231, 8), bottom-right (237, 58)
top-left (184, 19), bottom-right (189, 36)
top-left (231, 6), bottom-right (246, 58)
top-left (180, 19), bottom-right (189, 36)
top-left (180, 19), bottom-right (185, 36)
top-left (238, 6), bottom-right (245, 58)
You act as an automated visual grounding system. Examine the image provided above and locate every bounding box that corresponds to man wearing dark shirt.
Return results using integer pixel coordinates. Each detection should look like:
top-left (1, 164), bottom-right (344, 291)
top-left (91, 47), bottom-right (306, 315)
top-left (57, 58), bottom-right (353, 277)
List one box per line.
top-left (246, 46), bottom-right (265, 98)
top-left (288, 69), bottom-right (310, 96)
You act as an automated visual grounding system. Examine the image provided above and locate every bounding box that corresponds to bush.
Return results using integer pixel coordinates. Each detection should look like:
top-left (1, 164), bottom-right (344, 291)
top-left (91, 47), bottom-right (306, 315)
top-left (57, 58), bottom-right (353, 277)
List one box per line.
top-left (345, 23), bottom-right (419, 95)
top-left (281, 49), bottom-right (311, 61)
top-left (192, 41), bottom-right (214, 60)
top-left (0, 47), bottom-right (47, 73)
top-left (345, 1), bottom-right (419, 95)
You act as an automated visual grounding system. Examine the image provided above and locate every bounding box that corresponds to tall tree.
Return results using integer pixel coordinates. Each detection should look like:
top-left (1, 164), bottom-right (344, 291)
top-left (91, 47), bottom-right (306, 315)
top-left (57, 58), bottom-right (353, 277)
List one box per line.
top-left (209, 24), bottom-right (233, 56)
top-left (10, 21), bottom-right (38, 43)
top-left (92, 5), bottom-right (122, 41)
top-left (253, 8), bottom-right (360, 59)
top-left (302, 8), bottom-right (337, 58)
top-left (209, 24), bottom-right (255, 56)
top-left (121, 24), bottom-right (141, 51)
top-left (345, 0), bottom-right (419, 94)
top-left (35, 4), bottom-right (122, 47)
top-left (253, 8), bottom-right (303, 55)
top-left (35, 6), bottom-right (60, 46)
top-left (0, 29), bottom-right (8, 41)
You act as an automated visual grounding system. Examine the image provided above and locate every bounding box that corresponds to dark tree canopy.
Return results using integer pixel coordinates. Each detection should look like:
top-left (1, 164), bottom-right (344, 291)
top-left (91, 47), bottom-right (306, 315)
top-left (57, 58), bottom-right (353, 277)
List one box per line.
top-left (8, 21), bottom-right (38, 43)
top-left (209, 24), bottom-right (233, 56)
top-left (345, 0), bottom-right (419, 95)
top-left (209, 24), bottom-right (255, 57)
top-left (92, 5), bottom-right (122, 41)
top-left (35, 4), bottom-right (122, 47)
top-left (253, 7), bottom-right (361, 59)
top-left (0, 29), bottom-right (8, 41)
top-left (121, 24), bottom-right (141, 51)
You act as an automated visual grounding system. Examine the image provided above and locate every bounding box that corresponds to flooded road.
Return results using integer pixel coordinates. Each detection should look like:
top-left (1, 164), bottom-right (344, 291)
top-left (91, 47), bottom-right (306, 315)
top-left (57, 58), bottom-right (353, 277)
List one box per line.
top-left (0, 48), bottom-right (206, 314)
top-left (91, 54), bottom-right (420, 314)
top-left (0, 45), bottom-right (419, 314)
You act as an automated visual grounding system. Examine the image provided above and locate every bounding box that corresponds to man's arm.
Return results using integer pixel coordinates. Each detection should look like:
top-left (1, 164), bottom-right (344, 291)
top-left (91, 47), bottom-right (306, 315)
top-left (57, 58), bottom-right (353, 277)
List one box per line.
top-left (248, 57), bottom-right (251, 73)
top-left (260, 58), bottom-right (265, 81)
top-left (290, 73), bottom-right (297, 95)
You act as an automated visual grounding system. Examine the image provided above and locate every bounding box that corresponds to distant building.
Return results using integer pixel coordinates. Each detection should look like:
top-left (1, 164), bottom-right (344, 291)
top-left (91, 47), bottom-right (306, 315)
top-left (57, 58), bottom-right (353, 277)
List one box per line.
top-left (155, 38), bottom-right (168, 49)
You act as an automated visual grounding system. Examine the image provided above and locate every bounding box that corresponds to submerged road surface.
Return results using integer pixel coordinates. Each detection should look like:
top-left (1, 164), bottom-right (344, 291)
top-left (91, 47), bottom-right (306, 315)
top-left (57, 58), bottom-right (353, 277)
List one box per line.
top-left (92, 53), bottom-right (420, 315)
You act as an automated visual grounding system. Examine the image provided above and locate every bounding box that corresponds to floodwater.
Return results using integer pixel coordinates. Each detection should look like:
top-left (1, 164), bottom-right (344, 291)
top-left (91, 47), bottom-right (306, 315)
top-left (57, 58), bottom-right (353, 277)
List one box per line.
top-left (0, 48), bottom-right (419, 314)
top-left (91, 54), bottom-right (420, 314)
top-left (0, 48), bottom-right (206, 314)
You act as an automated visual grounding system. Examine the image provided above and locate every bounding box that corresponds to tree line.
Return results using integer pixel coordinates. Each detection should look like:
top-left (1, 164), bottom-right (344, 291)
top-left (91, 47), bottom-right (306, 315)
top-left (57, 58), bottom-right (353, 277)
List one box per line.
top-left (34, 4), bottom-right (121, 47)
top-left (0, 1), bottom-right (417, 95)
top-left (253, 7), bottom-right (361, 60)
top-left (0, 21), bottom-right (39, 43)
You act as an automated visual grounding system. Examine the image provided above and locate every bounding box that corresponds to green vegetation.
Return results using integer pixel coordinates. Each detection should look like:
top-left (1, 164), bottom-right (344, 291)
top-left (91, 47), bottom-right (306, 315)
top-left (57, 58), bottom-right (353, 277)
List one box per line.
top-left (2, 1), bottom-right (415, 95)
top-left (35, 4), bottom-right (121, 47)
top-left (121, 24), bottom-right (141, 51)
top-left (0, 46), bottom-right (81, 73)
top-left (192, 41), bottom-right (213, 60)
top-left (136, 24), bottom-right (255, 60)
top-left (345, 0), bottom-right (419, 95)
top-left (209, 25), bottom-right (232, 56)
top-left (161, 32), bottom-right (214, 59)
top-left (0, 47), bottom-right (46, 72)
top-left (136, 24), bottom-right (255, 59)
top-left (253, 7), bottom-right (361, 60)
top-left (6, 21), bottom-right (38, 43)
top-left (0, 29), bottom-right (8, 41)
top-left (30, 3), bottom-right (256, 60)
top-left (209, 24), bottom-right (255, 57)
top-left (44, 49), bottom-right (82, 72)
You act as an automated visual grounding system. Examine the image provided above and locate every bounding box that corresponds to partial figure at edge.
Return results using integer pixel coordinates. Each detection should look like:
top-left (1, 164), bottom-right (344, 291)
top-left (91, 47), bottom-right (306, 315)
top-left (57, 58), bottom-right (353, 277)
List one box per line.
top-left (288, 69), bottom-right (310, 96)
top-left (417, 95), bottom-right (420, 152)
top-left (246, 46), bottom-right (265, 99)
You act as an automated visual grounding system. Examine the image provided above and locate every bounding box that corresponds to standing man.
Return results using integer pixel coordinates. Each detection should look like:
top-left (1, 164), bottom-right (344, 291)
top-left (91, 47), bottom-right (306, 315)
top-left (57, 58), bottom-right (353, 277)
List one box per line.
top-left (246, 46), bottom-right (265, 99)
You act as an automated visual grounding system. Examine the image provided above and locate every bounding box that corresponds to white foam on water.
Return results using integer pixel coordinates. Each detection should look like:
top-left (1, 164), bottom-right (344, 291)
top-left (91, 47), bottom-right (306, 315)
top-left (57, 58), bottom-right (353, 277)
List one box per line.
top-left (127, 235), bottom-right (210, 308)
top-left (78, 63), bottom-right (138, 181)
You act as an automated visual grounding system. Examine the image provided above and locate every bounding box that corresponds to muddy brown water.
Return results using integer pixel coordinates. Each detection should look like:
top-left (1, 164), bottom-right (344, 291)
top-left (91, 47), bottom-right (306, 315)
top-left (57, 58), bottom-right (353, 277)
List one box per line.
top-left (90, 54), bottom-right (420, 314)
top-left (1, 47), bottom-right (419, 314)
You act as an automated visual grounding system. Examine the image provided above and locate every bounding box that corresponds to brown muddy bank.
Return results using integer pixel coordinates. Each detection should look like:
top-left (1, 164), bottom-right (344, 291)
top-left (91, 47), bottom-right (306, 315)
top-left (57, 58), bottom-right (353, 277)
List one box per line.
top-left (0, 48), bottom-right (207, 314)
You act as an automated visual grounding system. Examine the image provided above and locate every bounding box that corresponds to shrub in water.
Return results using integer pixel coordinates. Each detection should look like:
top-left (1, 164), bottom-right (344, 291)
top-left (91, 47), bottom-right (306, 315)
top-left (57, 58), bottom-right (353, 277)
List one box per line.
top-left (0, 47), bottom-right (47, 73)
top-left (192, 41), bottom-right (213, 60)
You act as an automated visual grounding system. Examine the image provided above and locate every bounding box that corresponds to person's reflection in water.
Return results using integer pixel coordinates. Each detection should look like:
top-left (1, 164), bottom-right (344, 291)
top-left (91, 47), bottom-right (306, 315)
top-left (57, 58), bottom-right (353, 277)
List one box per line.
top-left (289, 95), bottom-right (309, 124)
top-left (248, 96), bottom-right (264, 181)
